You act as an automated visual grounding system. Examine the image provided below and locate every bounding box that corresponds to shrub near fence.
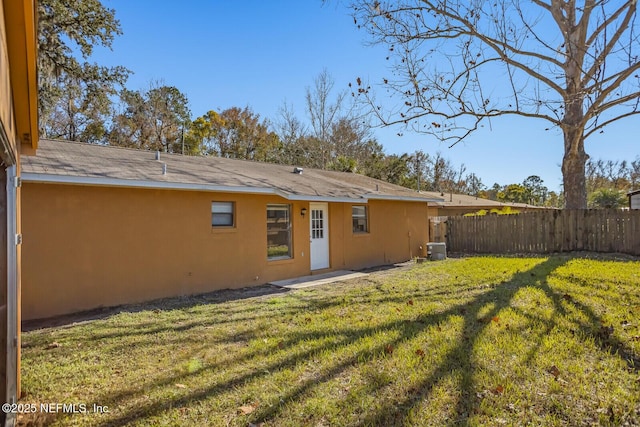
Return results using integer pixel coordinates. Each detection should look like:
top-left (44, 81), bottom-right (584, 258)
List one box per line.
top-left (446, 209), bottom-right (640, 256)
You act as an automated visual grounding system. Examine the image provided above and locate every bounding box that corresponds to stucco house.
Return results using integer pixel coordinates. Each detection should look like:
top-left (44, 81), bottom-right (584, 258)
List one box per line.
top-left (629, 189), bottom-right (640, 210)
top-left (1, 0), bottom-right (39, 422)
top-left (21, 139), bottom-right (443, 320)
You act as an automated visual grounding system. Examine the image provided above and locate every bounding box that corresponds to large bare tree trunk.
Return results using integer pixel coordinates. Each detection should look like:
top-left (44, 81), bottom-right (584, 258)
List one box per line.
top-left (561, 96), bottom-right (588, 209)
top-left (561, 8), bottom-right (589, 210)
top-left (562, 129), bottom-right (588, 209)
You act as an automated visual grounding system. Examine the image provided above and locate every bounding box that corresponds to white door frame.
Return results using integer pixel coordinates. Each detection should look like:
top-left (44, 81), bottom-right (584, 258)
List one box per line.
top-left (309, 203), bottom-right (329, 270)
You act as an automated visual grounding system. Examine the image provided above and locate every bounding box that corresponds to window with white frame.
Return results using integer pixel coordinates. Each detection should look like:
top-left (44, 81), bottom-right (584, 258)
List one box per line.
top-left (352, 205), bottom-right (368, 233)
top-left (267, 204), bottom-right (292, 259)
top-left (211, 202), bottom-right (235, 227)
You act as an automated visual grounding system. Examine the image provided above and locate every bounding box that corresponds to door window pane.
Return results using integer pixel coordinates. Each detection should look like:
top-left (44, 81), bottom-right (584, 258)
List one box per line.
top-left (311, 209), bottom-right (324, 239)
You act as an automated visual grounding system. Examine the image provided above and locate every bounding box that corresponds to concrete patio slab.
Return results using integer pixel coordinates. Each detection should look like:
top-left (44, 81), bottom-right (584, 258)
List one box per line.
top-left (269, 270), bottom-right (369, 289)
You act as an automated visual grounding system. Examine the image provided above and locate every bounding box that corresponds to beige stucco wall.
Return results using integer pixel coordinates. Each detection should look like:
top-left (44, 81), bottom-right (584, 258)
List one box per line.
top-left (22, 183), bottom-right (430, 320)
top-left (328, 200), bottom-right (430, 270)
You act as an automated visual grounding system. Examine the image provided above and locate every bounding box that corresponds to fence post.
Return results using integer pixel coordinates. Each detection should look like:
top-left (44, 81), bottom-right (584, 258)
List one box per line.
top-left (444, 210), bottom-right (640, 256)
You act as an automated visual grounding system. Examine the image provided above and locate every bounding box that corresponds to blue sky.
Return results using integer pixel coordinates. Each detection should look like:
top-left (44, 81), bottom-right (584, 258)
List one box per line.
top-left (94, 0), bottom-right (639, 192)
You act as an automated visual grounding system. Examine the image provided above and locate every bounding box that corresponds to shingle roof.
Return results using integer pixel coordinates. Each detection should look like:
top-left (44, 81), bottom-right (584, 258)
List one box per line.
top-left (21, 139), bottom-right (444, 203)
top-left (418, 190), bottom-right (547, 210)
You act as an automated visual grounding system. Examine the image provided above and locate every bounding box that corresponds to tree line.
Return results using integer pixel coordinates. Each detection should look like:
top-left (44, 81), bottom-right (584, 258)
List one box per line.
top-left (479, 158), bottom-right (640, 208)
top-left (37, 0), bottom-right (639, 209)
top-left (36, 0), bottom-right (488, 195)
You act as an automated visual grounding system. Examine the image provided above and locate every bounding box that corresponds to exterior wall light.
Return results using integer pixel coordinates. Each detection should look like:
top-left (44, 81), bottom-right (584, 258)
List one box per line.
top-left (301, 207), bottom-right (307, 217)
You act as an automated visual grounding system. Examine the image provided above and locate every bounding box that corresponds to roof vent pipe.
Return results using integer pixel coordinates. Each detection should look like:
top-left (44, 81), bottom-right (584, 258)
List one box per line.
top-left (155, 151), bottom-right (160, 160)
top-left (162, 163), bottom-right (167, 175)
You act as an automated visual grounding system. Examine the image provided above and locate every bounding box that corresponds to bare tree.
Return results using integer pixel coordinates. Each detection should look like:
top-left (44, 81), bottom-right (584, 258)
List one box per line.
top-left (276, 102), bottom-right (308, 146)
top-left (306, 69), bottom-right (347, 143)
top-left (306, 69), bottom-right (351, 168)
top-left (352, 0), bottom-right (640, 208)
top-left (274, 102), bottom-right (309, 165)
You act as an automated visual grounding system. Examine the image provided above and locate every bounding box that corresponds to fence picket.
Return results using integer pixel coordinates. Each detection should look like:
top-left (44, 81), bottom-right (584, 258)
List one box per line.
top-left (446, 209), bottom-right (640, 256)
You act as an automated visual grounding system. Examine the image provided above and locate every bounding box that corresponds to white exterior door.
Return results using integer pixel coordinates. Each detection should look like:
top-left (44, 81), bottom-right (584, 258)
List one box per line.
top-left (310, 203), bottom-right (329, 270)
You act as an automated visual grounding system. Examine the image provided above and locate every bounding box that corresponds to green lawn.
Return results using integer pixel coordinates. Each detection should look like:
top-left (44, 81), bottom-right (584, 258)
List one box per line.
top-left (19, 255), bottom-right (640, 426)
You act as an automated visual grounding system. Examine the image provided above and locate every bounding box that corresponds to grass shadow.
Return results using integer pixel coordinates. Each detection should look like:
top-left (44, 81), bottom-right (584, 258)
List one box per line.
top-left (80, 258), bottom-right (567, 426)
top-left (22, 284), bottom-right (291, 332)
top-left (355, 257), bottom-right (570, 426)
top-left (20, 255), bottom-right (639, 426)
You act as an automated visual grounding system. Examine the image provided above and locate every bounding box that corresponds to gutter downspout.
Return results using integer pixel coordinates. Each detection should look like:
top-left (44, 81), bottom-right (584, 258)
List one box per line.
top-left (5, 166), bottom-right (19, 427)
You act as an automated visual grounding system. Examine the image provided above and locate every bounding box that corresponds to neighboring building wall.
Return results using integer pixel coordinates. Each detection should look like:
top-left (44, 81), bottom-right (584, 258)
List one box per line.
top-left (435, 205), bottom-right (538, 216)
top-left (631, 193), bottom-right (640, 210)
top-left (434, 207), bottom-right (481, 217)
top-left (22, 183), bottom-right (431, 320)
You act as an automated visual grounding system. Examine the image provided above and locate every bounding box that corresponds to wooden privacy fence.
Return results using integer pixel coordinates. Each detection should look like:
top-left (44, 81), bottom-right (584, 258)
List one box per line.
top-left (429, 216), bottom-right (448, 243)
top-left (446, 209), bottom-right (640, 256)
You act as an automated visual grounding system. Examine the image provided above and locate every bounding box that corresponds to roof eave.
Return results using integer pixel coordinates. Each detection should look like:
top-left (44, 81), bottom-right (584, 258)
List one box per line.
top-left (4, 0), bottom-right (39, 154)
top-left (287, 194), bottom-right (368, 203)
top-left (21, 172), bottom-right (281, 196)
top-left (366, 194), bottom-right (444, 203)
top-left (21, 173), bottom-right (375, 203)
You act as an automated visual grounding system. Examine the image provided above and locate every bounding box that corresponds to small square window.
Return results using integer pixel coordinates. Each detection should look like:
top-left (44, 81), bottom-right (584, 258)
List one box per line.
top-left (212, 202), bottom-right (234, 227)
top-left (352, 205), bottom-right (368, 233)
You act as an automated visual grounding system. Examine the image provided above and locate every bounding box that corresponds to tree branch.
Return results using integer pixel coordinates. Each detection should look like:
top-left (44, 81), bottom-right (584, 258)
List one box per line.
top-left (586, 1), bottom-right (633, 48)
top-left (584, 108), bottom-right (640, 138)
top-left (583, 2), bottom-right (637, 84)
top-left (584, 63), bottom-right (640, 120)
top-left (417, 1), bottom-right (565, 95)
